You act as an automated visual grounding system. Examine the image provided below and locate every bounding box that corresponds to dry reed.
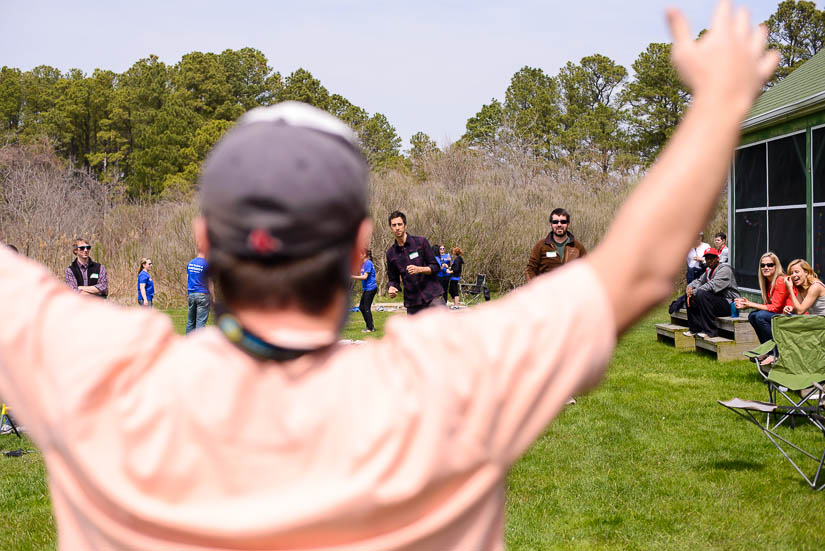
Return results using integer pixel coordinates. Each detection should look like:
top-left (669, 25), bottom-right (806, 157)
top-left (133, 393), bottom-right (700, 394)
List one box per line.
top-left (0, 143), bottom-right (728, 304)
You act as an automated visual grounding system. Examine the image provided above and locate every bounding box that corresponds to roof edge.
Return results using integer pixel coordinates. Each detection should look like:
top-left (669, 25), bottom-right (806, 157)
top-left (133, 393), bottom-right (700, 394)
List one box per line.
top-left (742, 89), bottom-right (825, 130)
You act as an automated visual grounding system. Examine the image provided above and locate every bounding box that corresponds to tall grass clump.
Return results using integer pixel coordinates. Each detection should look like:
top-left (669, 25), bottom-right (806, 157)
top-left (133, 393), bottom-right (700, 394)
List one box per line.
top-left (0, 142), bottom-right (728, 303)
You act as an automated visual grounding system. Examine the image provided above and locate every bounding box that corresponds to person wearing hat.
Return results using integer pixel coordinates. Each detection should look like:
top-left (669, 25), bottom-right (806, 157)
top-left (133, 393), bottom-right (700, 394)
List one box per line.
top-left (683, 247), bottom-right (741, 338)
top-left (0, 6), bottom-right (777, 547)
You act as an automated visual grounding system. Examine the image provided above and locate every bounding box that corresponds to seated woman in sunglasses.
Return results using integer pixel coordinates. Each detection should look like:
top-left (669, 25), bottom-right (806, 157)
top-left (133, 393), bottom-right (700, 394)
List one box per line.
top-left (783, 258), bottom-right (825, 316)
top-left (734, 252), bottom-right (792, 352)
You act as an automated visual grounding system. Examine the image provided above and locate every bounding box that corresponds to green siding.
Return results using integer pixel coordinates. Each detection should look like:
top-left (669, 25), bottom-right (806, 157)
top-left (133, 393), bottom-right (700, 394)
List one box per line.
top-left (740, 110), bottom-right (825, 146)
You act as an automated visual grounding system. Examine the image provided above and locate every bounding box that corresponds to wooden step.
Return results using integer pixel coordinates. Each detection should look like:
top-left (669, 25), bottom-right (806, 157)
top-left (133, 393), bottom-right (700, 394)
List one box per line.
top-left (694, 334), bottom-right (753, 362)
top-left (655, 323), bottom-right (696, 351)
top-left (670, 308), bottom-right (757, 343)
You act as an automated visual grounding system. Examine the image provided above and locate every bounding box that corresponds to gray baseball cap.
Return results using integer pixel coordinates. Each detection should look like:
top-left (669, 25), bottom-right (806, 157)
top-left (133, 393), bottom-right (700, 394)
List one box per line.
top-left (199, 101), bottom-right (369, 262)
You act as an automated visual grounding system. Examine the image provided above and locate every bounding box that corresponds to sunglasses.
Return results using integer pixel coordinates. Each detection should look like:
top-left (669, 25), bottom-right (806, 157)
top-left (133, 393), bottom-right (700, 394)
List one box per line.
top-left (76, 245), bottom-right (92, 251)
top-left (760, 262), bottom-right (775, 268)
top-left (551, 219), bottom-right (569, 225)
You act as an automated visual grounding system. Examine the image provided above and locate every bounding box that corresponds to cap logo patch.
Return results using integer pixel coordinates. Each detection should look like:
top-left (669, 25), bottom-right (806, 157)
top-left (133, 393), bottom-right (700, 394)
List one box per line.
top-left (248, 229), bottom-right (281, 255)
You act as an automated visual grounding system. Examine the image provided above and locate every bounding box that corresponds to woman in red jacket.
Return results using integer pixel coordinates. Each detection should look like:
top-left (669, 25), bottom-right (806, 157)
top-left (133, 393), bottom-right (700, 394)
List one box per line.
top-left (734, 252), bottom-right (793, 359)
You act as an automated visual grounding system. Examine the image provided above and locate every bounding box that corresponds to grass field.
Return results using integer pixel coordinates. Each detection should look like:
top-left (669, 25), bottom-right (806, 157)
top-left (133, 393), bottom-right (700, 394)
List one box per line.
top-left (1, 304), bottom-right (823, 549)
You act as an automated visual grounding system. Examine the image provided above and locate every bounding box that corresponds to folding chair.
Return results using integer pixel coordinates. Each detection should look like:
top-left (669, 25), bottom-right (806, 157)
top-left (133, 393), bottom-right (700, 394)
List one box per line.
top-left (0, 403), bottom-right (21, 438)
top-left (719, 397), bottom-right (825, 490)
top-left (459, 274), bottom-right (488, 307)
top-left (742, 315), bottom-right (825, 430)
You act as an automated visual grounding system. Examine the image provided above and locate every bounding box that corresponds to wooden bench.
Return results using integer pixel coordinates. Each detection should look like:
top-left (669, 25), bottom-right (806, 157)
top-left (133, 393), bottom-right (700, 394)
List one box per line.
top-left (655, 308), bottom-right (757, 362)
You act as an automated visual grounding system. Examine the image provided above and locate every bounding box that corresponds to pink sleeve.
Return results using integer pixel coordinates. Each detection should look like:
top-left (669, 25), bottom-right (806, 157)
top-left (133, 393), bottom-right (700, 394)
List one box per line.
top-left (0, 247), bottom-right (174, 448)
top-left (380, 261), bottom-right (616, 467)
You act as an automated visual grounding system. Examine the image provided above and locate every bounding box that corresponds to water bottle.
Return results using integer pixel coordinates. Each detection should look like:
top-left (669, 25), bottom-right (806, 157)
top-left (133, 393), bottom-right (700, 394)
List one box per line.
top-left (730, 301), bottom-right (739, 318)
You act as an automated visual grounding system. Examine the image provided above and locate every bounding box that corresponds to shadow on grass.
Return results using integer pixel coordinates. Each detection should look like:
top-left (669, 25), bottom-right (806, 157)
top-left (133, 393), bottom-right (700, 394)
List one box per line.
top-left (710, 459), bottom-right (765, 472)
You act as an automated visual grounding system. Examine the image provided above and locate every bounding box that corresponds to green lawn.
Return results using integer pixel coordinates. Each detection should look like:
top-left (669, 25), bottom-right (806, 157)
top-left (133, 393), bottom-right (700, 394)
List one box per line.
top-left (1, 305), bottom-right (824, 549)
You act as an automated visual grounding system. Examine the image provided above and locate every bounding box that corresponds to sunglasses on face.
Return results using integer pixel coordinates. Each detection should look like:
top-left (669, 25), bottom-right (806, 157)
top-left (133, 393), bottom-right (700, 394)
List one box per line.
top-left (76, 245), bottom-right (91, 251)
top-left (551, 219), bottom-right (569, 225)
top-left (760, 263), bottom-right (775, 268)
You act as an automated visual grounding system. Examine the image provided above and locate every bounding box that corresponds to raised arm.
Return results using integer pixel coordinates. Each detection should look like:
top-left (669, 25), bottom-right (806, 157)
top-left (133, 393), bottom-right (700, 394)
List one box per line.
top-left (586, 1), bottom-right (778, 332)
top-left (784, 278), bottom-right (825, 314)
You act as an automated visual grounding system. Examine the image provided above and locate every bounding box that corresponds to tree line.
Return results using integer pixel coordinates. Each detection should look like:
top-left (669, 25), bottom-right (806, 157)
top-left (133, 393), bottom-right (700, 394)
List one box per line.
top-left (0, 0), bottom-right (822, 198)
top-left (0, 48), bottom-right (403, 199)
top-left (454, 0), bottom-right (825, 184)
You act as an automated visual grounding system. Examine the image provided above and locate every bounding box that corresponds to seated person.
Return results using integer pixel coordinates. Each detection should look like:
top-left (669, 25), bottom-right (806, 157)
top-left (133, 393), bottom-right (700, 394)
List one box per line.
top-left (783, 259), bottom-right (825, 316)
top-left (713, 232), bottom-right (729, 264)
top-left (686, 233), bottom-right (710, 284)
top-left (683, 247), bottom-right (740, 338)
top-left (734, 252), bottom-right (791, 344)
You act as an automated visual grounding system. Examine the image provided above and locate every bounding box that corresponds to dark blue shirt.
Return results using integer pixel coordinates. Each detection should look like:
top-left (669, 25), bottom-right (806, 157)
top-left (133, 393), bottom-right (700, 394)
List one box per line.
top-left (385, 234), bottom-right (443, 308)
top-left (187, 257), bottom-right (210, 294)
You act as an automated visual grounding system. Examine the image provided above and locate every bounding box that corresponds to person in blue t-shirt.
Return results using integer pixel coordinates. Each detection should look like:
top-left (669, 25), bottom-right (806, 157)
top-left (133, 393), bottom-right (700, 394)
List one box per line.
top-left (186, 253), bottom-right (213, 333)
top-left (137, 258), bottom-right (154, 307)
top-left (352, 248), bottom-right (378, 333)
top-left (436, 245), bottom-right (452, 303)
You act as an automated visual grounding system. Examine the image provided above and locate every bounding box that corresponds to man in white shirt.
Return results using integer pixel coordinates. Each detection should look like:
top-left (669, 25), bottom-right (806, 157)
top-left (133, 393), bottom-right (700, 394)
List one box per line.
top-left (686, 232), bottom-right (710, 283)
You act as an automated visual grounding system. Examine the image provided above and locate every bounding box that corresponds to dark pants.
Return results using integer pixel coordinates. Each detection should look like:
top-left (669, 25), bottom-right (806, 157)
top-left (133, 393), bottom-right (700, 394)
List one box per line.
top-left (686, 266), bottom-right (705, 285)
top-left (687, 290), bottom-right (730, 336)
top-left (359, 289), bottom-right (377, 331)
top-left (748, 309), bottom-right (778, 344)
top-left (438, 276), bottom-right (450, 302)
top-left (406, 299), bottom-right (435, 315)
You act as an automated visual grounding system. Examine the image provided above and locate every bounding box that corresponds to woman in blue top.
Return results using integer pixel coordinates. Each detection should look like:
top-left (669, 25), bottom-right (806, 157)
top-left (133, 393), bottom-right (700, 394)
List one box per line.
top-left (447, 247), bottom-right (464, 309)
top-left (137, 258), bottom-right (154, 307)
top-left (351, 249), bottom-right (377, 332)
top-left (436, 245), bottom-right (452, 303)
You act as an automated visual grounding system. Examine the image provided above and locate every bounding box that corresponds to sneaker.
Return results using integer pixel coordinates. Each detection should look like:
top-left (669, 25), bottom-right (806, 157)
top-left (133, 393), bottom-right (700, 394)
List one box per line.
top-left (0, 424), bottom-right (14, 435)
top-left (697, 332), bottom-right (709, 338)
top-left (682, 331), bottom-right (695, 337)
top-left (566, 397), bottom-right (576, 405)
top-left (361, 329), bottom-right (375, 333)
top-left (449, 305), bottom-right (459, 310)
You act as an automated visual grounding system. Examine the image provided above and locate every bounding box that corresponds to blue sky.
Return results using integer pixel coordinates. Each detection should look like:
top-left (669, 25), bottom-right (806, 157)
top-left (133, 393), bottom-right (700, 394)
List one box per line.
top-left (1, 1), bottom-right (783, 148)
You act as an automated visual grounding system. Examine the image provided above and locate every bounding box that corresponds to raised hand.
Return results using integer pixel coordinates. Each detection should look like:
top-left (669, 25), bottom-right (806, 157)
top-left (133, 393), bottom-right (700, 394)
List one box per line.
top-left (668, 0), bottom-right (779, 114)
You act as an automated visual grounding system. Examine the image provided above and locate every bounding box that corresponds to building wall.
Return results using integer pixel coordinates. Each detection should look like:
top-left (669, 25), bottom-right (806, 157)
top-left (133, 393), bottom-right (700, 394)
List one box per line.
top-left (731, 107), bottom-right (825, 291)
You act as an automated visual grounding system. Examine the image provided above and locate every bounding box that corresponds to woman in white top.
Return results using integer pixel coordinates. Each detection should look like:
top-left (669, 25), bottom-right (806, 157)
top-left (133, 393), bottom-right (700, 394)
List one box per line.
top-left (783, 259), bottom-right (825, 316)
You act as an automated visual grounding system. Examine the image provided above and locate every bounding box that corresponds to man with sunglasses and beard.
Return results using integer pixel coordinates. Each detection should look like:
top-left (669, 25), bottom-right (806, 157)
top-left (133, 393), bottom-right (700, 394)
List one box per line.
top-left (525, 207), bottom-right (587, 281)
top-left (64, 238), bottom-right (108, 298)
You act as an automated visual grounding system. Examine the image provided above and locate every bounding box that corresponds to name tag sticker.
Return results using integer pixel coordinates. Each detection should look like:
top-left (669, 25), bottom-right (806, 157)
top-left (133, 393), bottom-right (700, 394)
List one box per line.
top-left (90, 273), bottom-right (99, 279)
top-left (409, 252), bottom-right (419, 260)
top-left (546, 251), bottom-right (557, 258)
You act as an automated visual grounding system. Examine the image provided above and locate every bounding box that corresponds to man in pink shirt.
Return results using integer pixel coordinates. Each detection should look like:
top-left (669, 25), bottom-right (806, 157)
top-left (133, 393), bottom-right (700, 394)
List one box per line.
top-left (0, 3), bottom-right (777, 549)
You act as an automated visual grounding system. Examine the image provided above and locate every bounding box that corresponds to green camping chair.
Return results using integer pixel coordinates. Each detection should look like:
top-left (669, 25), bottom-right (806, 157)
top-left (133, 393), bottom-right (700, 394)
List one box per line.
top-left (718, 397), bottom-right (825, 490)
top-left (742, 315), bottom-right (825, 430)
top-left (721, 315), bottom-right (825, 490)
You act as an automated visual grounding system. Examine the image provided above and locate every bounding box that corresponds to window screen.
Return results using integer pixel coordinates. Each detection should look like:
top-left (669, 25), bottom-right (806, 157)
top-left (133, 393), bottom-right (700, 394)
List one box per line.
top-left (814, 127), bottom-right (825, 203)
top-left (768, 133), bottom-right (806, 206)
top-left (734, 210), bottom-right (766, 290)
top-left (815, 206), bottom-right (825, 277)
top-left (734, 143), bottom-right (766, 209)
top-left (768, 209), bottom-right (806, 271)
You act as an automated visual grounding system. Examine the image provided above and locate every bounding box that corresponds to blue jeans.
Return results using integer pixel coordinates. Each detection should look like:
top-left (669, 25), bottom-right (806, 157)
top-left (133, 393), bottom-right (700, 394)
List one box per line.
top-left (186, 293), bottom-right (211, 334)
top-left (748, 309), bottom-right (778, 344)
